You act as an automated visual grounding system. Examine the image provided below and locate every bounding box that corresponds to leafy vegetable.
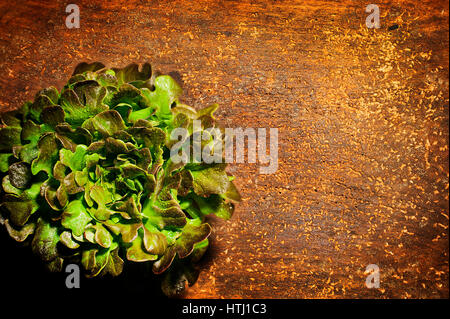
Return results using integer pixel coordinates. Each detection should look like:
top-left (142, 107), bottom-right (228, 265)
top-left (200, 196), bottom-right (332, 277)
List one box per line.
top-left (0, 62), bottom-right (240, 297)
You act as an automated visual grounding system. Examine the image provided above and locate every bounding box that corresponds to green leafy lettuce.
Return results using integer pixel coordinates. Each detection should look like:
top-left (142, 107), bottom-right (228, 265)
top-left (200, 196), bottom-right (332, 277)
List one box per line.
top-left (0, 62), bottom-right (240, 297)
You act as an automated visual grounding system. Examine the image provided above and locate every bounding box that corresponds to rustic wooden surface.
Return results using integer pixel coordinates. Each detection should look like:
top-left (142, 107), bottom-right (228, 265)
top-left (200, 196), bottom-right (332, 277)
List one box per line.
top-left (0, 0), bottom-right (448, 298)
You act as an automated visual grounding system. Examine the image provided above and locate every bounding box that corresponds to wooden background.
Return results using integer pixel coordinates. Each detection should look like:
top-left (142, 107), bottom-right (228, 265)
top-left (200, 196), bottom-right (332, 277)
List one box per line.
top-left (0, 0), bottom-right (448, 298)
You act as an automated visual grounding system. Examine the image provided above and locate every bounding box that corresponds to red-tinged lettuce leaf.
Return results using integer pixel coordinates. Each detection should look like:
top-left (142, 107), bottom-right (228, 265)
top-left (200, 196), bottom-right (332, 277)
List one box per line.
top-left (223, 180), bottom-right (241, 202)
top-left (143, 222), bottom-right (167, 255)
top-left (0, 127), bottom-right (21, 152)
top-left (4, 219), bottom-right (36, 242)
top-left (188, 193), bottom-right (235, 220)
top-left (83, 110), bottom-right (126, 138)
top-left (88, 184), bottom-right (116, 221)
top-left (38, 87), bottom-right (60, 105)
top-left (2, 199), bottom-right (35, 227)
top-left (113, 194), bottom-right (142, 219)
top-left (190, 164), bottom-right (230, 196)
top-left (21, 120), bottom-right (41, 142)
top-left (2, 181), bottom-right (40, 226)
top-left (55, 123), bottom-right (93, 148)
top-left (0, 153), bottom-right (13, 173)
top-left (196, 104), bottom-right (218, 119)
top-left (104, 219), bottom-right (141, 243)
top-left (145, 75), bottom-right (182, 118)
top-left (72, 62), bottom-right (106, 76)
top-left (104, 136), bottom-right (128, 154)
top-left (142, 202), bottom-right (187, 230)
top-left (134, 147), bottom-right (152, 172)
top-left (40, 105), bottom-right (65, 126)
top-left (8, 162), bottom-right (31, 189)
top-left (60, 82), bottom-right (109, 125)
top-left (83, 225), bottom-right (96, 243)
top-left (41, 179), bottom-right (65, 211)
top-left (152, 245), bottom-right (177, 274)
top-left (53, 161), bottom-right (67, 181)
top-left (128, 106), bottom-right (155, 123)
top-left (190, 238), bottom-right (209, 263)
top-left (58, 172), bottom-right (84, 196)
top-left (31, 218), bottom-right (60, 262)
top-left (31, 133), bottom-right (60, 177)
top-left (126, 228), bottom-right (158, 262)
top-left (28, 90), bottom-right (58, 122)
top-left (74, 170), bottom-right (88, 187)
top-left (2, 175), bottom-right (22, 195)
top-left (100, 247), bottom-right (124, 277)
top-left (16, 120), bottom-right (54, 163)
top-left (60, 230), bottom-right (80, 249)
top-left (109, 83), bottom-right (152, 111)
top-left (61, 199), bottom-right (92, 237)
top-left (59, 144), bottom-right (88, 172)
top-left (81, 247), bottom-right (110, 278)
top-left (93, 224), bottom-right (113, 248)
top-left (171, 103), bottom-right (198, 119)
top-left (1, 109), bottom-right (22, 127)
top-left (112, 63), bottom-right (152, 88)
top-left (152, 220), bottom-right (211, 274)
top-left (175, 220), bottom-right (211, 258)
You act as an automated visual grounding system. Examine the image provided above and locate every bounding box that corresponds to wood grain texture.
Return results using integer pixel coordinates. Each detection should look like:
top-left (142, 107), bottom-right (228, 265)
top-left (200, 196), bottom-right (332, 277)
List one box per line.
top-left (0, 0), bottom-right (448, 298)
